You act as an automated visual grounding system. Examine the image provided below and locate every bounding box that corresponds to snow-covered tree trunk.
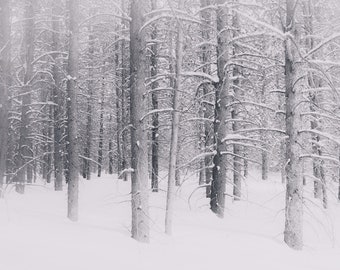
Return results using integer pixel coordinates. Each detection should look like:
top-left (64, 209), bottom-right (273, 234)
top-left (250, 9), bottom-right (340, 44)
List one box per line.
top-left (115, 37), bottom-right (122, 177)
top-left (243, 154), bottom-right (248, 178)
top-left (260, 69), bottom-right (269, 181)
top-left (83, 19), bottom-right (94, 181)
top-left (210, 0), bottom-right (229, 217)
top-left (97, 85), bottom-right (105, 177)
top-left (150, 0), bottom-right (159, 192)
top-left (51, 0), bottom-right (63, 191)
top-left (97, 56), bottom-right (106, 178)
top-left (283, 0), bottom-right (303, 250)
top-left (130, 0), bottom-right (150, 242)
top-left (199, 0), bottom-right (213, 194)
top-left (302, 0), bottom-right (326, 206)
top-left (165, 0), bottom-right (184, 235)
top-left (231, 2), bottom-right (242, 200)
top-left (121, 18), bottom-right (129, 182)
top-left (66, 0), bottom-right (80, 221)
top-left (16, 0), bottom-right (35, 193)
top-left (198, 107), bottom-right (206, 186)
top-left (274, 61), bottom-right (286, 184)
top-left (0, 0), bottom-right (10, 197)
top-left (108, 113), bottom-right (114, 175)
top-left (115, 1), bottom-right (129, 181)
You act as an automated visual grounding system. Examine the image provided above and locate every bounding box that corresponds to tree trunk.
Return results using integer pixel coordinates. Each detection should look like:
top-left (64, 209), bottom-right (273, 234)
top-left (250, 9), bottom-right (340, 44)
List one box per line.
top-left (231, 2), bottom-right (242, 199)
top-left (46, 106), bottom-right (53, 184)
top-left (320, 163), bottom-right (327, 209)
top-left (150, 0), bottom-right (159, 192)
top-left (283, 0), bottom-right (303, 250)
top-left (115, 38), bottom-right (122, 177)
top-left (210, 0), bottom-right (229, 218)
top-left (260, 67), bottom-right (269, 181)
top-left (165, 0), bottom-right (184, 235)
top-left (51, 0), bottom-right (63, 191)
top-left (97, 57), bottom-right (106, 177)
top-left (198, 106), bottom-right (206, 186)
top-left (66, 0), bottom-right (80, 222)
top-left (0, 0), bottom-right (10, 197)
top-left (16, 0), bottom-right (35, 194)
top-left (108, 114), bottom-right (114, 175)
top-left (121, 40), bottom-right (128, 182)
top-left (303, 0), bottom-right (326, 203)
top-left (199, 0), bottom-right (213, 192)
top-left (243, 153), bottom-right (248, 178)
top-left (83, 19), bottom-right (94, 181)
top-left (97, 86), bottom-right (105, 177)
top-left (130, 0), bottom-right (149, 242)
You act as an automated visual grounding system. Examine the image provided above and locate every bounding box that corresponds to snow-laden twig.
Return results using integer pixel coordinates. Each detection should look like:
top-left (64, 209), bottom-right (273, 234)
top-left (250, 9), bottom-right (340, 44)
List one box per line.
top-left (118, 168), bottom-right (135, 179)
top-left (226, 101), bottom-right (276, 112)
top-left (140, 108), bottom-right (173, 122)
top-left (300, 154), bottom-right (340, 164)
top-left (181, 71), bottom-right (219, 83)
top-left (232, 9), bottom-right (285, 39)
top-left (235, 128), bottom-right (286, 135)
top-left (79, 155), bottom-right (102, 166)
top-left (140, 14), bottom-right (201, 33)
top-left (222, 134), bottom-right (263, 144)
top-left (304, 33), bottom-right (340, 58)
top-left (298, 129), bottom-right (340, 145)
top-left (178, 151), bottom-right (217, 171)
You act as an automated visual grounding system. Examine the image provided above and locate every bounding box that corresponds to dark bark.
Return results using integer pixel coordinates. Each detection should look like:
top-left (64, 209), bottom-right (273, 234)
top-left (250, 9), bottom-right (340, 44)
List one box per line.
top-left (210, 0), bottom-right (229, 217)
top-left (97, 88), bottom-right (105, 177)
top-left (150, 0), bottom-right (159, 192)
top-left (108, 114), bottom-right (114, 175)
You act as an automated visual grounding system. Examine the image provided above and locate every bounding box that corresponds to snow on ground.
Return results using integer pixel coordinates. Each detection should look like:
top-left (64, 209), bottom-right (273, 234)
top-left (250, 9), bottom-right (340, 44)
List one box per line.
top-left (0, 171), bottom-right (339, 270)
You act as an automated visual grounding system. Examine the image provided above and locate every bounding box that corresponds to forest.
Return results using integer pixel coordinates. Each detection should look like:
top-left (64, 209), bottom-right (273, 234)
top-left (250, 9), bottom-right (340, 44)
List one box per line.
top-left (0, 0), bottom-right (340, 268)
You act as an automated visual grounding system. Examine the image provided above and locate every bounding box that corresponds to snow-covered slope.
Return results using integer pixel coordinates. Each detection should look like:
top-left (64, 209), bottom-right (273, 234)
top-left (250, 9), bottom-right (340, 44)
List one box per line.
top-left (0, 171), bottom-right (339, 270)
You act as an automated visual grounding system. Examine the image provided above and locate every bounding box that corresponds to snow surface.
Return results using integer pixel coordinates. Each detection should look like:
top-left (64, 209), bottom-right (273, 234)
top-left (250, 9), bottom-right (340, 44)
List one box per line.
top-left (0, 171), bottom-right (339, 270)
